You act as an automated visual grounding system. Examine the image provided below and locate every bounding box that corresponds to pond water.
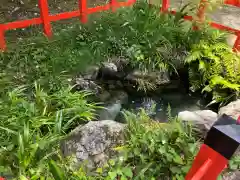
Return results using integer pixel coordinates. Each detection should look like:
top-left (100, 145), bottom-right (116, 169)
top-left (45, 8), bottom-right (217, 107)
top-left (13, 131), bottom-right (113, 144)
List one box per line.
top-left (123, 91), bottom-right (206, 122)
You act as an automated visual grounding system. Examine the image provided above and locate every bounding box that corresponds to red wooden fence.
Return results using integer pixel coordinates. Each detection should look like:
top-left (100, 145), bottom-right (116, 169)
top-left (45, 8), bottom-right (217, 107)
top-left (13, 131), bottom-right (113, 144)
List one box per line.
top-left (0, 0), bottom-right (240, 51)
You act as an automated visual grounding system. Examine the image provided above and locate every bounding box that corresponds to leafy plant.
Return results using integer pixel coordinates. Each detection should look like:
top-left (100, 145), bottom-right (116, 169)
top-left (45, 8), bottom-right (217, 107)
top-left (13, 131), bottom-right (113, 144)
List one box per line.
top-left (228, 154), bottom-right (240, 171)
top-left (99, 108), bottom-right (200, 180)
top-left (186, 30), bottom-right (240, 106)
top-left (0, 1), bottom-right (237, 179)
top-left (0, 83), bottom-right (99, 178)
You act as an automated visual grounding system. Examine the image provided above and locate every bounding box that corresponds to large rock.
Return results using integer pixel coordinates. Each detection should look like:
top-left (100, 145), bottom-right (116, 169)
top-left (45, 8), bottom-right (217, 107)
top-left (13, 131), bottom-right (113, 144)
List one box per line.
top-left (60, 120), bottom-right (125, 170)
top-left (178, 110), bottom-right (218, 136)
top-left (219, 99), bottom-right (240, 120)
top-left (102, 62), bottom-right (118, 73)
top-left (81, 65), bottom-right (100, 80)
top-left (110, 57), bottom-right (129, 72)
top-left (74, 77), bottom-right (101, 93)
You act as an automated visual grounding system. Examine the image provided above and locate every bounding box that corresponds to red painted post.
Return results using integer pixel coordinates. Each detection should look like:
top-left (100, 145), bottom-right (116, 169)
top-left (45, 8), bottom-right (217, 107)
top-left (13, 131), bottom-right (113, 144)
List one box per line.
top-left (110, 0), bottom-right (117, 12)
top-left (39, 0), bottom-right (52, 37)
top-left (0, 25), bottom-right (6, 51)
top-left (161, 0), bottom-right (169, 12)
top-left (190, 158), bottom-right (213, 180)
top-left (79, 0), bottom-right (88, 23)
top-left (185, 144), bottom-right (228, 180)
top-left (186, 114), bottom-right (240, 180)
top-left (233, 33), bottom-right (240, 52)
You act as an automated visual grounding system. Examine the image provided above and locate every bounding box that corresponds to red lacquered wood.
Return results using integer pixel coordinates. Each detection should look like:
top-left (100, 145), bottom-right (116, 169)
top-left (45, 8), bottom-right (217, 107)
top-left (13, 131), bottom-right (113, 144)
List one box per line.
top-left (110, 0), bottom-right (117, 12)
top-left (161, 0), bottom-right (169, 12)
top-left (79, 0), bottom-right (88, 23)
top-left (191, 159), bottom-right (213, 180)
top-left (225, 0), bottom-right (240, 7)
top-left (0, 0), bottom-right (240, 51)
top-left (233, 34), bottom-right (240, 51)
top-left (0, 25), bottom-right (6, 51)
top-left (50, 11), bottom-right (80, 22)
top-left (3, 18), bottom-right (42, 31)
top-left (210, 22), bottom-right (240, 34)
top-left (88, 5), bottom-right (111, 13)
top-left (186, 144), bottom-right (228, 180)
top-left (39, 0), bottom-right (52, 37)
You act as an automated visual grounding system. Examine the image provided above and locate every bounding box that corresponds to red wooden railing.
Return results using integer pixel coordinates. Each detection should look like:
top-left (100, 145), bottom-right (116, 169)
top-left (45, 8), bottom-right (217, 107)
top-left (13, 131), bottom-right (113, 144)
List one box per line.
top-left (0, 0), bottom-right (240, 51)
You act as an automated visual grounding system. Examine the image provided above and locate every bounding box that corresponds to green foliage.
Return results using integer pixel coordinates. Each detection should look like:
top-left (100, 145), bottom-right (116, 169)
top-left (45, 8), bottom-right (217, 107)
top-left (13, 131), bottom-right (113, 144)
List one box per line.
top-left (186, 30), bottom-right (240, 106)
top-left (228, 154), bottom-right (240, 171)
top-left (98, 109), bottom-right (200, 180)
top-left (0, 1), bottom-right (238, 179)
top-left (0, 83), bottom-right (98, 178)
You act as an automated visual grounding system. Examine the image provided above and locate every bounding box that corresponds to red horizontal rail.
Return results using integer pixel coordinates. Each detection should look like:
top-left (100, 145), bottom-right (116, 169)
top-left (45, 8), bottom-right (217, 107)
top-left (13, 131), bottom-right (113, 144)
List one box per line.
top-left (88, 4), bottom-right (111, 13)
top-left (50, 11), bottom-right (80, 22)
top-left (225, 0), bottom-right (240, 7)
top-left (3, 18), bottom-right (42, 31)
top-left (0, 0), bottom-right (239, 51)
top-left (210, 22), bottom-right (240, 35)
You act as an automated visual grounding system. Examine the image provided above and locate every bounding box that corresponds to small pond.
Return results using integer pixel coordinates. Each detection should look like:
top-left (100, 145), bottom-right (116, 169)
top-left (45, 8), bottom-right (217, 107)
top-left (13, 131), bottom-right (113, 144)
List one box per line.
top-left (122, 91), bottom-right (206, 122)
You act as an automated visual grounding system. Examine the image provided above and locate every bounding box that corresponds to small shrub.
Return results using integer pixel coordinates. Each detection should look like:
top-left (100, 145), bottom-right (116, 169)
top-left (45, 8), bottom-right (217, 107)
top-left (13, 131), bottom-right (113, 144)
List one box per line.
top-left (186, 30), bottom-right (240, 106)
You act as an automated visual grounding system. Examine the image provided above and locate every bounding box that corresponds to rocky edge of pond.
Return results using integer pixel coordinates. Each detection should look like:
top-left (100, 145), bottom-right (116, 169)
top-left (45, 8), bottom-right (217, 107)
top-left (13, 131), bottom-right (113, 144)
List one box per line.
top-left (61, 57), bottom-right (240, 179)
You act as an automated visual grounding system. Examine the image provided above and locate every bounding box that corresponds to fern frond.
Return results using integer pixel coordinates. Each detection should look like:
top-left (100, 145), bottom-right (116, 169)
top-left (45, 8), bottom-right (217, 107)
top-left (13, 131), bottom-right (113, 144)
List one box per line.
top-left (185, 51), bottom-right (202, 63)
top-left (210, 76), bottom-right (240, 91)
top-left (211, 30), bottom-right (226, 42)
top-left (210, 42), bottom-right (231, 51)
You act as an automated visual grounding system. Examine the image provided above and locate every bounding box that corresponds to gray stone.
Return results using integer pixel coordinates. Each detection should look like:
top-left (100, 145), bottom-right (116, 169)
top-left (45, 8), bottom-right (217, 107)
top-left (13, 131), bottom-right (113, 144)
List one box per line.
top-left (223, 171), bottom-right (240, 180)
top-left (81, 65), bottom-right (100, 80)
top-left (102, 62), bottom-right (118, 73)
top-left (219, 99), bottom-right (240, 120)
top-left (60, 120), bottom-right (125, 170)
top-left (110, 57), bottom-right (129, 71)
top-left (178, 110), bottom-right (218, 136)
top-left (74, 77), bottom-right (101, 93)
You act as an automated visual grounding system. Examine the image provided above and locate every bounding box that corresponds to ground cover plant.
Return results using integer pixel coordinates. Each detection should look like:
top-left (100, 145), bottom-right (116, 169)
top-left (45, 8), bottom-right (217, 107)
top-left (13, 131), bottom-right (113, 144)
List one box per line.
top-left (0, 0), bottom-right (239, 179)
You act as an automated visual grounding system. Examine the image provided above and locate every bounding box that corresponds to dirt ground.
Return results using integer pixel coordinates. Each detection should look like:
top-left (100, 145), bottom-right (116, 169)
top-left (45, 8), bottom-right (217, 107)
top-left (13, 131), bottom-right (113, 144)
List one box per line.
top-left (0, 0), bottom-right (239, 42)
top-left (1, 0), bottom-right (239, 29)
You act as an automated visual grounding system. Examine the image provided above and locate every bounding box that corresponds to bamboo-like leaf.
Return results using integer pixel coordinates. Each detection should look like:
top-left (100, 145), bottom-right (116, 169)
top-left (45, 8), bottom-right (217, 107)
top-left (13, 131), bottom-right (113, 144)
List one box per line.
top-left (23, 122), bottom-right (30, 145)
top-left (54, 110), bottom-right (63, 134)
top-left (18, 133), bottom-right (24, 161)
top-left (49, 160), bottom-right (66, 180)
top-left (0, 126), bottom-right (17, 135)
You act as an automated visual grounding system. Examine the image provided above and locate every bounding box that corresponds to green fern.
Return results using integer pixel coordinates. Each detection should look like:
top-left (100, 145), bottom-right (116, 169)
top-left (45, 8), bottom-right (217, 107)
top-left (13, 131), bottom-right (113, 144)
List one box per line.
top-left (186, 31), bottom-right (240, 106)
top-left (136, 78), bottom-right (157, 92)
